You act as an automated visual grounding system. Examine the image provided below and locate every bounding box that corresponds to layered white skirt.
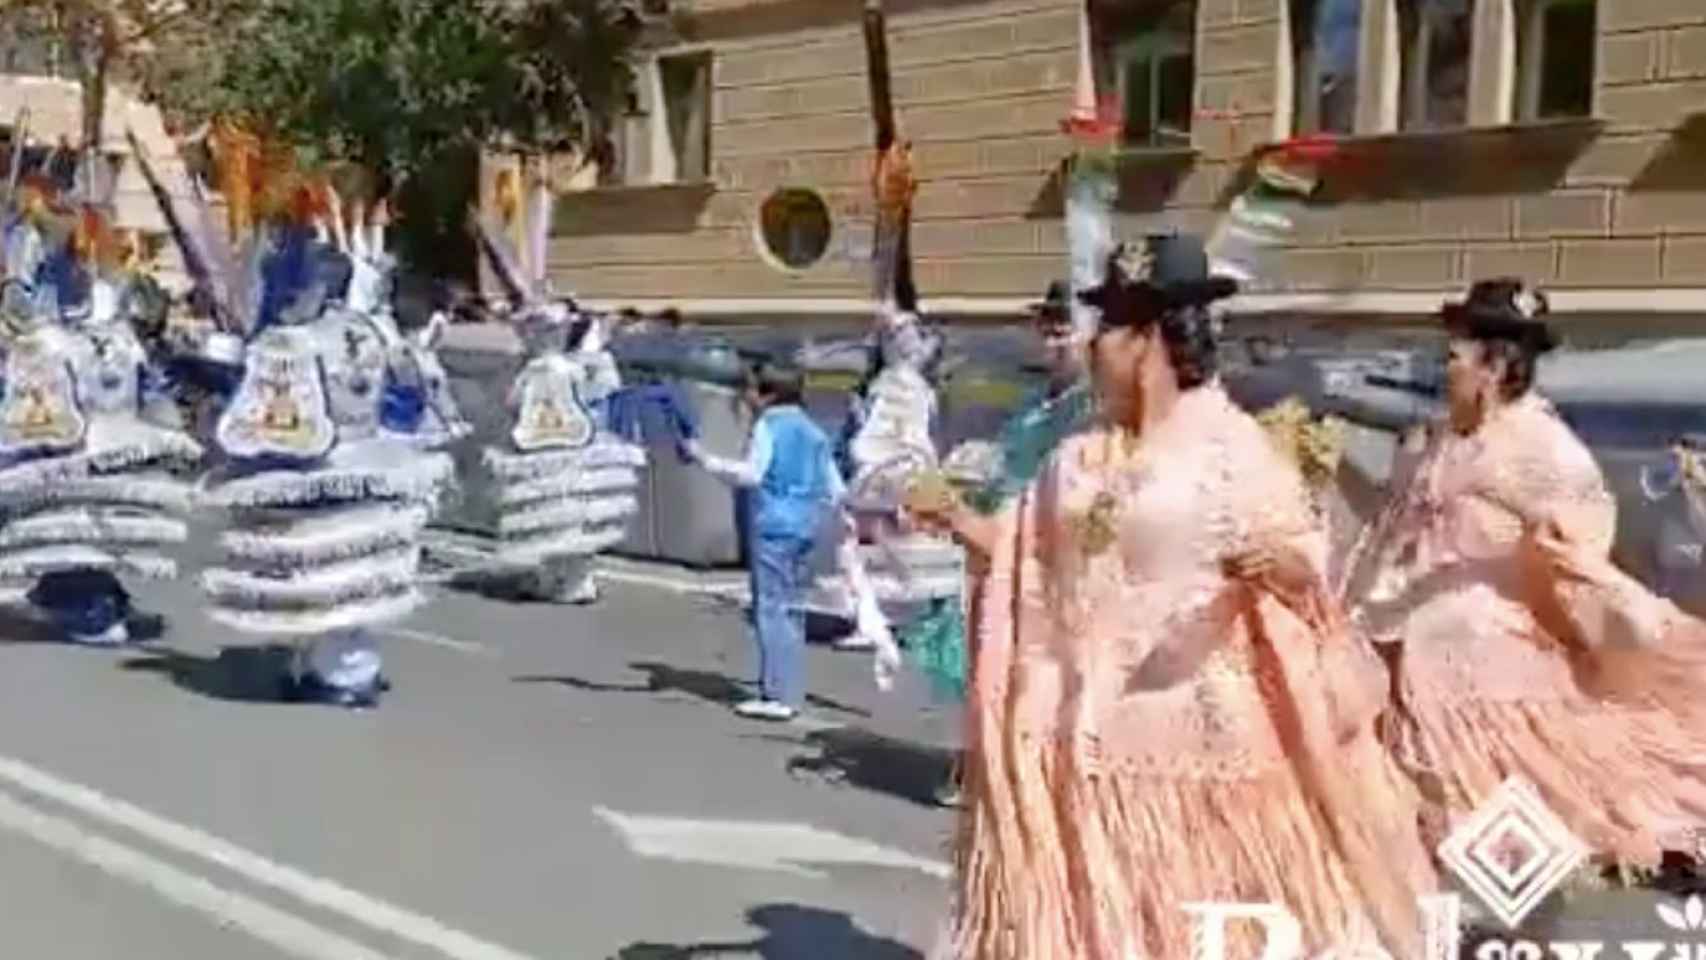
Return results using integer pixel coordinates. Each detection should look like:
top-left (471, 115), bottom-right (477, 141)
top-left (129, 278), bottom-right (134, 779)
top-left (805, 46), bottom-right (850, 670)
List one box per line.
top-left (200, 441), bottom-right (454, 636)
top-left (481, 438), bottom-right (646, 567)
top-left (0, 419), bottom-right (203, 592)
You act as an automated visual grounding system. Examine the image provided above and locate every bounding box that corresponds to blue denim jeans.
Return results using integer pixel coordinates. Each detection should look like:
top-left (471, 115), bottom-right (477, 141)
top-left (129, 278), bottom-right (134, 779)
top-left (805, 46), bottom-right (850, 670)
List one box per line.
top-left (751, 533), bottom-right (813, 707)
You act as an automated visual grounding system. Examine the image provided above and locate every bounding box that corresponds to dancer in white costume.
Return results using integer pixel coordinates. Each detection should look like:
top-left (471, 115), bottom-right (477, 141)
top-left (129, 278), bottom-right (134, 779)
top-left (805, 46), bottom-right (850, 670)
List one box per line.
top-left (473, 174), bottom-right (645, 605)
top-left (0, 193), bottom-right (202, 643)
top-left (820, 309), bottom-right (965, 662)
top-left (199, 181), bottom-right (455, 708)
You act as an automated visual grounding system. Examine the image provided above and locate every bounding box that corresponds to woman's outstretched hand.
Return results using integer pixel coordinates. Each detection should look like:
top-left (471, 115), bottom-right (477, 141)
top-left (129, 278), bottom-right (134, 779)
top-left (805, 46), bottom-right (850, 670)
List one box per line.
top-left (903, 477), bottom-right (1000, 565)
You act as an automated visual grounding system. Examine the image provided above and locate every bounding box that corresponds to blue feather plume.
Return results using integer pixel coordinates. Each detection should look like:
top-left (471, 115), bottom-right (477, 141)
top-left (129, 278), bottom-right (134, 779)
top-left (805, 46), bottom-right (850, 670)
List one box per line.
top-left (33, 243), bottom-right (91, 319)
top-left (254, 225), bottom-right (317, 332)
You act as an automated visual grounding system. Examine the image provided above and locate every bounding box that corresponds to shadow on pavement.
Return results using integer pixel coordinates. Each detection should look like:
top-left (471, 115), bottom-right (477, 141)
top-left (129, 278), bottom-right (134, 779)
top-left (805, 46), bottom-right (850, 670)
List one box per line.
top-left (0, 606), bottom-right (67, 645)
top-left (515, 660), bottom-right (871, 718)
top-left (0, 606), bottom-right (168, 646)
top-left (120, 645), bottom-right (295, 703)
top-left (611, 904), bottom-right (924, 959)
top-left (437, 571), bottom-right (573, 605)
top-left (785, 727), bottom-right (951, 808)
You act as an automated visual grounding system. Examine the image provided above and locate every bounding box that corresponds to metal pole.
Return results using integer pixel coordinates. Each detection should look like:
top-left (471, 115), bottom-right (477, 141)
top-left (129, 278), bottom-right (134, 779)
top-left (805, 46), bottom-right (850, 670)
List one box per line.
top-left (862, 0), bottom-right (916, 312)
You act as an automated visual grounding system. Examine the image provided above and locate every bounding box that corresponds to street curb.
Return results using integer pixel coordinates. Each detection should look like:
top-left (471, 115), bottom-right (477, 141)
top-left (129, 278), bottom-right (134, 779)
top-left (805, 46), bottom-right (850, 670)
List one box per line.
top-left (421, 531), bottom-right (750, 601)
top-left (421, 532), bottom-right (873, 622)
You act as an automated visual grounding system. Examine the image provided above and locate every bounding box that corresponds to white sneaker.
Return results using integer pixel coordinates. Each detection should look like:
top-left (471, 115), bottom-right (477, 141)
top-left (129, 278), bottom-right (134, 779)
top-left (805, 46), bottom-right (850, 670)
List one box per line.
top-left (734, 699), bottom-right (798, 721)
top-left (834, 634), bottom-right (876, 651)
top-left (68, 621), bottom-right (129, 646)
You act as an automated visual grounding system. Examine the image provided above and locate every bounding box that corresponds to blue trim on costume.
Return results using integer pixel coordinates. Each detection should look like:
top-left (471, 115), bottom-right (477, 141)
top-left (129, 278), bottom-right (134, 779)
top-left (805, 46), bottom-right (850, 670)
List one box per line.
top-left (379, 375), bottom-right (426, 434)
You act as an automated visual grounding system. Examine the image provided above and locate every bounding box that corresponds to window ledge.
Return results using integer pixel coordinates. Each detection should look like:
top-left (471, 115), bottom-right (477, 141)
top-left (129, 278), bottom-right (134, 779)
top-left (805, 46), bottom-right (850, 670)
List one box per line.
top-left (1251, 118), bottom-right (1605, 158)
top-left (568, 179), bottom-right (717, 197)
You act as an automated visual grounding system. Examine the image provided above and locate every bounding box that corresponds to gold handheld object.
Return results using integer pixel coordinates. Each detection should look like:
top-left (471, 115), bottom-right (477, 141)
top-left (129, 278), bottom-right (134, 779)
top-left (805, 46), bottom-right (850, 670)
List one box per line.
top-left (902, 469), bottom-right (960, 517)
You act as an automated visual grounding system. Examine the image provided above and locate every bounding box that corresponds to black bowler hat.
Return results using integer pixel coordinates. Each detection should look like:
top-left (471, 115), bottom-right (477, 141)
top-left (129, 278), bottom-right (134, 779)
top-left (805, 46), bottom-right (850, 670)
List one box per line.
top-left (1077, 233), bottom-right (1238, 315)
top-left (1028, 281), bottom-right (1070, 315)
top-left (1442, 278), bottom-right (1557, 353)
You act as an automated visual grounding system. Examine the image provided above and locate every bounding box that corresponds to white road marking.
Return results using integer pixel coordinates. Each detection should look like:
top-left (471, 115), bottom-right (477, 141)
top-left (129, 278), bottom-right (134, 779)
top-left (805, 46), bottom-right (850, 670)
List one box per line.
top-left (791, 714), bottom-right (848, 735)
top-left (0, 754), bottom-right (540, 960)
top-left (592, 806), bottom-right (951, 880)
top-left (377, 627), bottom-right (493, 657)
top-left (0, 786), bottom-right (392, 960)
top-left (595, 567), bottom-right (745, 599)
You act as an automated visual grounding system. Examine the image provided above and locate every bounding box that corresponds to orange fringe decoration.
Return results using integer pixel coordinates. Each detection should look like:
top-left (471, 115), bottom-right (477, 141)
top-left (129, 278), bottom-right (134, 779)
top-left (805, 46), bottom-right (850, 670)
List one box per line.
top-left (493, 168), bottom-right (520, 226)
top-left (872, 140), bottom-right (916, 218)
top-left (212, 118), bottom-right (261, 243)
top-left (69, 206), bottom-right (119, 267)
top-left (114, 228), bottom-right (144, 272)
top-left (13, 175), bottom-right (57, 222)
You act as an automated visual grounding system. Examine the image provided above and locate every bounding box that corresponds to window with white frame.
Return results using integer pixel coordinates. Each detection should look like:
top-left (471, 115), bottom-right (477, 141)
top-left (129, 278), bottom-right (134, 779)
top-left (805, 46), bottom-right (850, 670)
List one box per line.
top-left (1090, 0), bottom-right (1196, 149)
top-left (598, 51), bottom-right (711, 188)
top-left (657, 51), bottom-right (712, 182)
top-left (1289, 0), bottom-right (1362, 135)
top-left (1399, 0), bottom-right (1474, 130)
top-left (1516, 0), bottom-right (1595, 120)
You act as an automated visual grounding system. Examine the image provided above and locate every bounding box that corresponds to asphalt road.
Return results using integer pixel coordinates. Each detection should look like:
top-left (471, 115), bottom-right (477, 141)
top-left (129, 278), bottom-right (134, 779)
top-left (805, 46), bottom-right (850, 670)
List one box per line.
top-left (0, 542), bottom-right (957, 960)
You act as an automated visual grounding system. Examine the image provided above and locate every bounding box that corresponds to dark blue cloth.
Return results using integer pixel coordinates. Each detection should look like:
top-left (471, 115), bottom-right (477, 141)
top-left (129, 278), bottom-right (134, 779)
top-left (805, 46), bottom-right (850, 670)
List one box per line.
top-left (29, 569), bottom-right (129, 638)
top-left (254, 226), bottom-right (350, 333)
top-left (164, 354), bottom-right (243, 409)
top-left (605, 384), bottom-right (700, 461)
top-left (34, 247), bottom-right (91, 317)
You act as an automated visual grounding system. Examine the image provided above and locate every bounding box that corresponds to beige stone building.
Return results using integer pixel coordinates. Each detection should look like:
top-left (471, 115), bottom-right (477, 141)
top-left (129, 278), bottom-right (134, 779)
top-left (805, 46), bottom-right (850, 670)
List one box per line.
top-left (496, 0), bottom-right (1706, 325)
top-left (0, 13), bottom-right (197, 291)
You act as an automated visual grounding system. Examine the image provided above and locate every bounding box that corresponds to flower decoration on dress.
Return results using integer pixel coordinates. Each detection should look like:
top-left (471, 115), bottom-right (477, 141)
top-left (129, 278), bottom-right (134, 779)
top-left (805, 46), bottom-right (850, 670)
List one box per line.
top-left (1257, 396), bottom-right (1348, 497)
top-left (1071, 490), bottom-right (1121, 559)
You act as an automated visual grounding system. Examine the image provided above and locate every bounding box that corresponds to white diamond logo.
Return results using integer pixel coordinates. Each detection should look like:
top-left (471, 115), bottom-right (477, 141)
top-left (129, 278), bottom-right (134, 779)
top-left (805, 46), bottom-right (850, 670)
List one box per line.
top-left (1438, 776), bottom-right (1590, 929)
top-left (1470, 817), bottom-right (1545, 890)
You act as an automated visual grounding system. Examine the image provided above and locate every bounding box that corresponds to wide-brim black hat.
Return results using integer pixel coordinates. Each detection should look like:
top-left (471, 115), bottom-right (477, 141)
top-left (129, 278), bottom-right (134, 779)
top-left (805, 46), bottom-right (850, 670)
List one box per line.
top-left (1441, 278), bottom-right (1557, 352)
top-left (1028, 280), bottom-right (1070, 315)
top-left (1077, 233), bottom-right (1239, 313)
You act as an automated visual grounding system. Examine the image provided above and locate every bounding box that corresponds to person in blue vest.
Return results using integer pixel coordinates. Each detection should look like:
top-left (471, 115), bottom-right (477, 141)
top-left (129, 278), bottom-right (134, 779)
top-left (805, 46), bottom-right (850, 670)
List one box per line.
top-left (687, 361), bottom-right (846, 721)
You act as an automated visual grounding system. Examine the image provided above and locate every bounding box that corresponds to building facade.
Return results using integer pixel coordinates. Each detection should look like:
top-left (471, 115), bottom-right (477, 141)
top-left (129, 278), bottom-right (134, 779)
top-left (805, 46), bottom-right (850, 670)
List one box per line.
top-left (492, 0), bottom-right (1706, 326)
top-left (0, 9), bottom-right (196, 290)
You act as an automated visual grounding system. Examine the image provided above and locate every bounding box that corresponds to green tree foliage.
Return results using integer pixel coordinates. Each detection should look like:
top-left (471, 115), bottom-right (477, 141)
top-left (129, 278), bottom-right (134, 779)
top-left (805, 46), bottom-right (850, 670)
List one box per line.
top-left (160, 0), bottom-right (644, 277)
top-left (191, 0), bottom-right (639, 173)
top-left (0, 0), bottom-right (255, 147)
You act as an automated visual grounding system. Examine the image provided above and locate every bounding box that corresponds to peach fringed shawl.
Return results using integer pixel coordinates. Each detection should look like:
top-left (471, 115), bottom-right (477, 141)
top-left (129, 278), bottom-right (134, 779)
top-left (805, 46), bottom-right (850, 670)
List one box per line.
top-left (944, 385), bottom-right (1437, 960)
top-left (1340, 393), bottom-right (1706, 866)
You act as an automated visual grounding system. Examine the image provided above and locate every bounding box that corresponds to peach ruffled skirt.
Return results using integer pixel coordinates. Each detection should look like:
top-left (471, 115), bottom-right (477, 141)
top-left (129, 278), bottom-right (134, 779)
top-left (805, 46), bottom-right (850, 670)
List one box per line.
top-left (1388, 689), bottom-right (1706, 868)
top-left (941, 731), bottom-right (1430, 960)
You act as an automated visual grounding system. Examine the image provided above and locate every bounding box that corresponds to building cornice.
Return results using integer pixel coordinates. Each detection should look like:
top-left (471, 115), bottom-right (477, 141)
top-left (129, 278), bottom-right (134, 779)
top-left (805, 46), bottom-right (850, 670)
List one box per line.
top-left (575, 290), bottom-right (1706, 319)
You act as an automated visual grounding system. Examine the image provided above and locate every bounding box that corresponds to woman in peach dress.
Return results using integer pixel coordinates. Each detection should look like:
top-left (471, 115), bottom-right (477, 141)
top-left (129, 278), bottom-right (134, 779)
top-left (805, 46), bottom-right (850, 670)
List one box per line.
top-left (921, 235), bottom-right (1437, 960)
top-left (1340, 278), bottom-right (1706, 871)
